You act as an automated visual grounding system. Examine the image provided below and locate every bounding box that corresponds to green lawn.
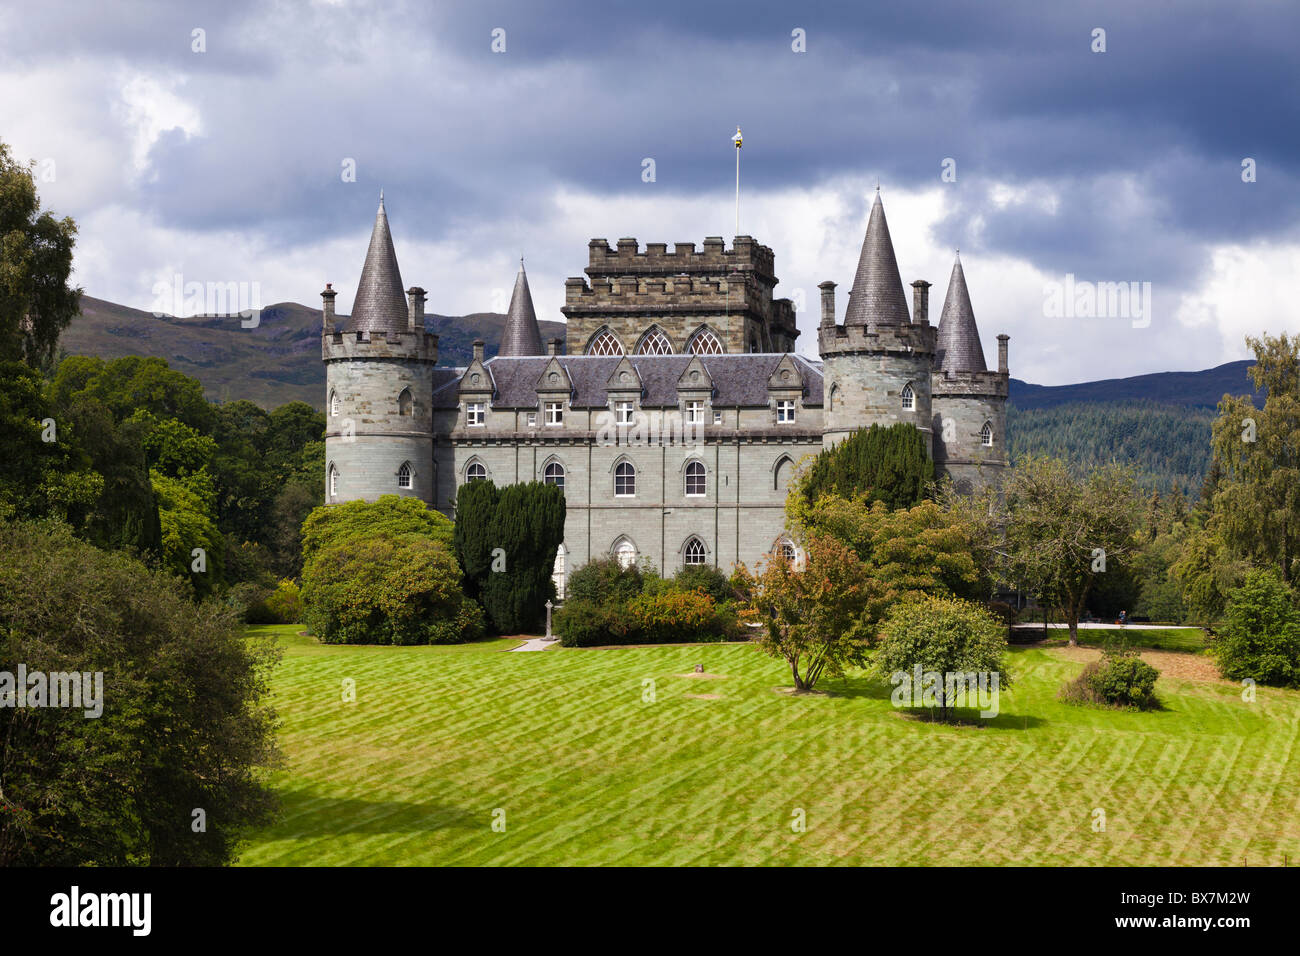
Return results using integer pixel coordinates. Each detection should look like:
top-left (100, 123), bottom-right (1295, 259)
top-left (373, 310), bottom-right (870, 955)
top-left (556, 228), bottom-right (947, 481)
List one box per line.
top-left (1038, 627), bottom-right (1210, 653)
top-left (237, 625), bottom-right (1300, 866)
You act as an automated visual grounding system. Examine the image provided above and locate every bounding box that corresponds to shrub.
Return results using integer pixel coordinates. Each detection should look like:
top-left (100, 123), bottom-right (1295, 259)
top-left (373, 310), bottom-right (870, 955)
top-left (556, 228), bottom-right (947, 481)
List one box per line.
top-left (555, 598), bottom-right (629, 647)
top-left (626, 589), bottom-right (720, 644)
top-left (263, 578), bottom-right (303, 624)
top-left (302, 534), bottom-right (483, 645)
top-left (673, 564), bottom-right (735, 604)
top-left (1060, 644), bottom-right (1160, 709)
top-left (566, 558), bottom-right (645, 606)
top-left (1214, 569), bottom-right (1300, 687)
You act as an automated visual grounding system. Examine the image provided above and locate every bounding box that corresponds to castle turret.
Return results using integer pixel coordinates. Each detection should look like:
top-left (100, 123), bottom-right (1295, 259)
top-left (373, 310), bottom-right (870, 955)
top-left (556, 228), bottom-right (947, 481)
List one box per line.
top-left (930, 252), bottom-right (1009, 491)
top-left (818, 189), bottom-right (935, 447)
top-left (323, 194), bottom-right (438, 505)
top-left (499, 260), bottom-right (545, 356)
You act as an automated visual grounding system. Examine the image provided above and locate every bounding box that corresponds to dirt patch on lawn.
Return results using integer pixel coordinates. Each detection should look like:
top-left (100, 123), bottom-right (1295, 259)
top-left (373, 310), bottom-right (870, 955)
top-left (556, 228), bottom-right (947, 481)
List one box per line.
top-left (1048, 645), bottom-right (1225, 683)
top-left (684, 693), bottom-right (724, 700)
top-left (674, 671), bottom-right (728, 680)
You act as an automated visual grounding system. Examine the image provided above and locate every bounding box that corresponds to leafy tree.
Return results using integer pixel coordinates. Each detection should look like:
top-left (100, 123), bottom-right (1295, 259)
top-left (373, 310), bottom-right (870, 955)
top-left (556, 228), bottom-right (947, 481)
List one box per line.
top-left (872, 595), bottom-right (1011, 721)
top-left (302, 533), bottom-right (483, 645)
top-left (1215, 569), bottom-right (1300, 687)
top-left (566, 557), bottom-right (646, 607)
top-left (1170, 525), bottom-right (1249, 625)
top-left (0, 140), bottom-right (81, 371)
top-left (152, 469), bottom-right (224, 595)
top-left (1210, 333), bottom-right (1300, 583)
top-left (301, 494), bottom-right (453, 567)
top-left (0, 519), bottom-right (281, 865)
top-left (734, 533), bottom-right (871, 692)
top-left (1001, 456), bottom-right (1141, 645)
top-left (795, 423), bottom-right (933, 511)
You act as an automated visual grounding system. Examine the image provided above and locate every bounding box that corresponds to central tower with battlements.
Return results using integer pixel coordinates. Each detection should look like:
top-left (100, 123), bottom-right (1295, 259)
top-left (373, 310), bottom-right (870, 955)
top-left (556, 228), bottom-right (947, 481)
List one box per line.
top-left (561, 235), bottom-right (799, 356)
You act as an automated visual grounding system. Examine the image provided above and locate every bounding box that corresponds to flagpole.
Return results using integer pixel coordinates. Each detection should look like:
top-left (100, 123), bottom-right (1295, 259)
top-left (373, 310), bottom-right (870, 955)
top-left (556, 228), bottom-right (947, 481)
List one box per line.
top-left (733, 126), bottom-right (743, 237)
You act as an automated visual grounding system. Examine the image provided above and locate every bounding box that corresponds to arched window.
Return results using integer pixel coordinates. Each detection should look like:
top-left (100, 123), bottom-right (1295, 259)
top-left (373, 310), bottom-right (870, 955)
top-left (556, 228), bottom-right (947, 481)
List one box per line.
top-left (773, 455), bottom-right (793, 491)
top-left (328, 464), bottom-right (339, 499)
top-left (613, 537), bottom-right (637, 569)
top-left (544, 461), bottom-right (565, 491)
top-left (397, 462), bottom-right (412, 489)
top-left (981, 421), bottom-right (994, 446)
top-left (684, 537), bottom-right (707, 566)
top-left (466, 461), bottom-right (487, 482)
top-left (635, 327), bottom-right (673, 355)
top-left (686, 327), bottom-right (724, 355)
top-left (684, 460), bottom-right (706, 497)
top-left (901, 382), bottom-right (915, 410)
top-left (329, 390), bottom-right (339, 417)
top-left (780, 541), bottom-right (796, 563)
top-left (398, 387), bottom-right (412, 416)
top-left (614, 460), bottom-right (636, 497)
top-left (828, 383), bottom-right (838, 412)
top-left (553, 545), bottom-right (568, 599)
top-left (585, 328), bottom-right (624, 356)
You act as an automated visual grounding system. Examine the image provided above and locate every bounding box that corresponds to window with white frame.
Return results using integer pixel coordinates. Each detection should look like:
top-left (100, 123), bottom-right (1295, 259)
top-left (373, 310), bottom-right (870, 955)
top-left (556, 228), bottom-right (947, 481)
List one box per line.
top-left (329, 464), bottom-right (338, 498)
top-left (397, 462), bottom-right (412, 489)
top-left (586, 328), bottom-right (624, 355)
top-left (713, 410), bottom-right (723, 425)
top-left (777, 400), bottom-right (796, 423)
top-left (544, 461), bottom-right (565, 491)
top-left (613, 538), bottom-right (637, 569)
top-left (545, 401), bottom-right (563, 426)
top-left (614, 460), bottom-right (636, 496)
top-left (616, 401), bottom-right (635, 425)
top-left (981, 421), bottom-right (994, 446)
top-left (684, 460), bottom-right (706, 497)
top-left (684, 537), bottom-right (707, 565)
top-left (901, 382), bottom-right (915, 410)
top-left (780, 541), bottom-right (797, 563)
top-left (330, 391), bottom-right (339, 417)
top-left (685, 400), bottom-right (704, 425)
top-left (466, 461), bottom-right (487, 482)
top-left (526, 411), bottom-right (537, 427)
top-left (466, 403), bottom-right (485, 426)
top-left (687, 327), bottom-right (724, 355)
top-left (636, 328), bottom-right (674, 355)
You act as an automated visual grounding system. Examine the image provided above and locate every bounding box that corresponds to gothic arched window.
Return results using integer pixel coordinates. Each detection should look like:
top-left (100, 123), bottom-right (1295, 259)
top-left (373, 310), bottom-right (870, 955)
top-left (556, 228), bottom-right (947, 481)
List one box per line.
top-left (773, 455), bottom-right (793, 491)
top-left (684, 537), bottom-right (707, 566)
top-left (585, 328), bottom-right (624, 356)
top-left (614, 460), bottom-right (636, 497)
top-left (330, 390), bottom-right (339, 417)
top-left (635, 327), bottom-right (673, 355)
top-left (901, 382), bottom-right (915, 411)
top-left (613, 537), bottom-right (637, 569)
top-left (981, 421), bottom-right (994, 446)
top-left (397, 462), bottom-right (412, 488)
top-left (398, 387), bottom-right (412, 416)
top-left (466, 461), bottom-right (487, 482)
top-left (328, 463), bottom-right (339, 499)
top-left (686, 327), bottom-right (724, 355)
top-left (544, 460), bottom-right (565, 491)
top-left (684, 460), bottom-right (706, 497)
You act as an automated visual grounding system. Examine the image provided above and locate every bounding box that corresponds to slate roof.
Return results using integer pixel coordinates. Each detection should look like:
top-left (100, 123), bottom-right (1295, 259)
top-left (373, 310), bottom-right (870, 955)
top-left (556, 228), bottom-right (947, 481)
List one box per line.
top-left (433, 354), bottom-right (824, 409)
top-left (843, 190), bottom-right (912, 329)
top-left (342, 195), bottom-right (409, 334)
top-left (498, 262), bottom-right (545, 356)
top-left (935, 253), bottom-right (988, 373)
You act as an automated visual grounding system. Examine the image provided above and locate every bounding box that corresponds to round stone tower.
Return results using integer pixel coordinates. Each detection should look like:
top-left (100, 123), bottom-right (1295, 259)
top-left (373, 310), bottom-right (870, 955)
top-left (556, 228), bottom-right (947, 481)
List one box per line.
top-left (818, 189), bottom-right (936, 448)
top-left (323, 194), bottom-right (438, 505)
top-left (930, 252), bottom-right (1010, 491)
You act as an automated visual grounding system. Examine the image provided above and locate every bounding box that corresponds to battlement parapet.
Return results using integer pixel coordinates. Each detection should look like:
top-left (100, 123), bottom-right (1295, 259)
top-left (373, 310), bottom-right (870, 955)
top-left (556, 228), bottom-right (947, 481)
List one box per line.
top-left (818, 322), bottom-right (936, 357)
top-left (564, 272), bottom-right (769, 310)
top-left (322, 329), bottom-right (439, 363)
top-left (930, 368), bottom-right (1009, 399)
top-left (585, 235), bottom-right (777, 283)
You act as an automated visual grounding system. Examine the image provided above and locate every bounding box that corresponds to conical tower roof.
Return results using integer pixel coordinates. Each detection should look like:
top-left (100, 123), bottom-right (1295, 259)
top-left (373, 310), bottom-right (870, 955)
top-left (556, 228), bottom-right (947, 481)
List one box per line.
top-left (843, 190), bottom-right (912, 328)
top-left (343, 193), bottom-right (408, 334)
top-left (935, 253), bottom-right (987, 373)
top-left (499, 260), bottom-right (544, 356)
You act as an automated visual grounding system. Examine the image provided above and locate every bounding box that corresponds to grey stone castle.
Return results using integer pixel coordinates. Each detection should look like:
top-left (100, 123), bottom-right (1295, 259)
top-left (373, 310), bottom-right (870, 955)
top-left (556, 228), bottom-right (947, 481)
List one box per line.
top-left (322, 190), bottom-right (1009, 595)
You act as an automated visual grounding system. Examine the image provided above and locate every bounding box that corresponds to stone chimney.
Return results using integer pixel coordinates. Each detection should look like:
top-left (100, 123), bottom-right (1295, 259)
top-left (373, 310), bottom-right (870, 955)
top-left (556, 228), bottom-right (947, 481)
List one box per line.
top-left (549, 338), bottom-right (562, 356)
top-left (406, 286), bottom-right (426, 332)
top-left (321, 283), bottom-right (337, 329)
top-left (473, 339), bottom-right (485, 363)
top-left (911, 280), bottom-right (932, 326)
top-left (818, 281), bottom-right (837, 327)
top-left (997, 334), bottom-right (1010, 374)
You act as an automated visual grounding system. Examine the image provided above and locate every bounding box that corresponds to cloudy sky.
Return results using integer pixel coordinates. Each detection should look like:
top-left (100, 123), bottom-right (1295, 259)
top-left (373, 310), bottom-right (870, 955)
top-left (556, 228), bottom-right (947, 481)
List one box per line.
top-left (2, 0), bottom-right (1296, 385)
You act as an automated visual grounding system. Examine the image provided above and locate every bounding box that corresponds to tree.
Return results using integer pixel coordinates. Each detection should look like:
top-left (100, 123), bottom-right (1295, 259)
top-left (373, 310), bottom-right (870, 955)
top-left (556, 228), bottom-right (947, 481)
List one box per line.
top-left (1002, 456), bottom-right (1141, 645)
top-left (301, 494), bottom-right (454, 567)
top-left (1170, 525), bottom-right (1249, 625)
top-left (454, 481), bottom-right (566, 633)
top-left (0, 519), bottom-right (280, 865)
top-left (872, 595), bottom-right (1011, 721)
top-left (734, 534), bottom-right (871, 692)
top-left (152, 469), bottom-right (224, 595)
top-left (795, 423), bottom-right (934, 511)
top-left (1210, 333), bottom-right (1300, 584)
top-left (1214, 569), bottom-right (1300, 688)
top-left (0, 141), bottom-right (81, 371)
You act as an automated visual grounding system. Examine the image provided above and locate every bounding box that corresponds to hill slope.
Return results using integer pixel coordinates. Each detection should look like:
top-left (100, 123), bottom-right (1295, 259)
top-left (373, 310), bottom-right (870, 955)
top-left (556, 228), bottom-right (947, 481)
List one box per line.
top-left (60, 296), bottom-right (566, 409)
top-left (1010, 360), bottom-right (1261, 410)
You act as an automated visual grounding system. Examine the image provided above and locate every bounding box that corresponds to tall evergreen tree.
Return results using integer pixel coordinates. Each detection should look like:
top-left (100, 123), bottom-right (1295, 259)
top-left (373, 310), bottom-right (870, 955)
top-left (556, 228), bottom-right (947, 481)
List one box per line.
top-left (799, 423), bottom-right (934, 510)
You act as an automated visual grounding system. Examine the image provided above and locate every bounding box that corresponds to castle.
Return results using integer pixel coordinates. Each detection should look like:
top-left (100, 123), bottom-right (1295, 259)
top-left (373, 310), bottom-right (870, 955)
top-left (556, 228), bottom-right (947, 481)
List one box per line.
top-left (322, 190), bottom-right (1009, 595)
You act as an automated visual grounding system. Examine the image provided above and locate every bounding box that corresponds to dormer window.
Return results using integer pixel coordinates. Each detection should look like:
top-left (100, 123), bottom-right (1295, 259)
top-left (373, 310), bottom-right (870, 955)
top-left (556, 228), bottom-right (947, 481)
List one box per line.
top-left (685, 400), bottom-right (704, 425)
top-left (546, 401), bottom-right (564, 426)
top-left (466, 403), bottom-right (485, 426)
top-left (616, 401), bottom-right (635, 425)
top-left (777, 400), bottom-right (796, 424)
top-left (901, 382), bottom-right (915, 410)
